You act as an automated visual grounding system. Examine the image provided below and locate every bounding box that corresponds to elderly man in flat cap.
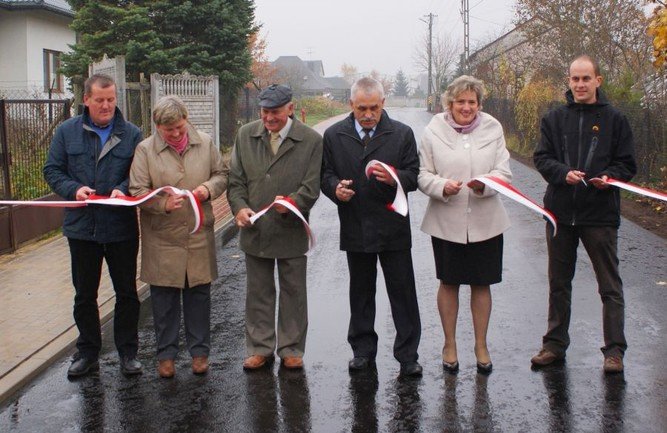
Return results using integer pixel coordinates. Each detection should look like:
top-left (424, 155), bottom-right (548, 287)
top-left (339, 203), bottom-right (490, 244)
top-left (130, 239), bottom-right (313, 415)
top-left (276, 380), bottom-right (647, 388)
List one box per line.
top-left (228, 84), bottom-right (323, 370)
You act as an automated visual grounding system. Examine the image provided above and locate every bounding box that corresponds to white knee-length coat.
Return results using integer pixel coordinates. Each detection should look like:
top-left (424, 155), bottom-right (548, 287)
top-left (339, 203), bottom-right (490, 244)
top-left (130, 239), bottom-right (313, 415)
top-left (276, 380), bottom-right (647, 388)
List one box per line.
top-left (418, 111), bottom-right (512, 244)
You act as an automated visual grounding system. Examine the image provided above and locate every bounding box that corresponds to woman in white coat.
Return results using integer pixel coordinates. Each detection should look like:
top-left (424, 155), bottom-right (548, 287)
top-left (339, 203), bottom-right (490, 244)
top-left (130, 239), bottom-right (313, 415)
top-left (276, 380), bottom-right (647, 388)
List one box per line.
top-left (418, 75), bottom-right (512, 374)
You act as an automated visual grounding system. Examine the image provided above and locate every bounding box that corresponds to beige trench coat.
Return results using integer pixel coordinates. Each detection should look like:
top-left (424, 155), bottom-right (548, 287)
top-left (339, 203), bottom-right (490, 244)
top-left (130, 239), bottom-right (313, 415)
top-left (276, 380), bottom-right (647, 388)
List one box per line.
top-left (418, 111), bottom-right (512, 244)
top-left (129, 124), bottom-right (228, 288)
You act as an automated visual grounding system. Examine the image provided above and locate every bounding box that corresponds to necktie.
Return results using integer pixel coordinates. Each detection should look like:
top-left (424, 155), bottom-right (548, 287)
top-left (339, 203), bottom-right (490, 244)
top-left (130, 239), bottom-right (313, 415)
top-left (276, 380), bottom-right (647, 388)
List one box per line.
top-left (270, 131), bottom-right (281, 155)
top-left (362, 128), bottom-right (372, 146)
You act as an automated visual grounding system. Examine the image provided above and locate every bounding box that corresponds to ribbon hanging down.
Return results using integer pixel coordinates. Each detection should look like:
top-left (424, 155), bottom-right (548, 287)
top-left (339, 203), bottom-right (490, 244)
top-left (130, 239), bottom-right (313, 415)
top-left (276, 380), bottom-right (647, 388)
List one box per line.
top-left (605, 178), bottom-right (667, 202)
top-left (473, 176), bottom-right (558, 236)
top-left (249, 196), bottom-right (316, 252)
top-left (0, 186), bottom-right (203, 234)
top-left (364, 160), bottom-right (408, 216)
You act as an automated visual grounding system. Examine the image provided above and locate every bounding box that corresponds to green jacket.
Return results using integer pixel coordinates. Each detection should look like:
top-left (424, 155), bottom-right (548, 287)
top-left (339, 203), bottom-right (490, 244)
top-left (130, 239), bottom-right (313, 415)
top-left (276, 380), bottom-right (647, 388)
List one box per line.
top-left (228, 118), bottom-right (323, 258)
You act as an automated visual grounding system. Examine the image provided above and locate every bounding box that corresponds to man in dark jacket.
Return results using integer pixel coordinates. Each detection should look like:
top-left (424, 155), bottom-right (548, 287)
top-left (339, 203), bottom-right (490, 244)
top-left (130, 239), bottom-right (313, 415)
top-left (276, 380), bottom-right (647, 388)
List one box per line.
top-left (44, 74), bottom-right (143, 377)
top-left (321, 77), bottom-right (422, 376)
top-left (531, 56), bottom-right (637, 374)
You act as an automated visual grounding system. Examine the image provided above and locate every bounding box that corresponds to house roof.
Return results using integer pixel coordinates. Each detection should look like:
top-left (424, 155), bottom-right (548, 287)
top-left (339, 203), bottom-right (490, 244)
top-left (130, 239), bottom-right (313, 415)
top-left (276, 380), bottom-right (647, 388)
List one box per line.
top-left (0, 0), bottom-right (74, 18)
top-left (468, 17), bottom-right (546, 66)
top-left (273, 56), bottom-right (332, 91)
top-left (304, 60), bottom-right (325, 77)
top-left (324, 76), bottom-right (350, 91)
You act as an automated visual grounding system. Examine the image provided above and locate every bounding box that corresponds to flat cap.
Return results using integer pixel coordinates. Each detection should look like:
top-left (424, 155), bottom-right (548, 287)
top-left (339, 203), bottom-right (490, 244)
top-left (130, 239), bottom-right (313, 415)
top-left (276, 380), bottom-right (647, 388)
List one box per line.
top-left (258, 84), bottom-right (292, 108)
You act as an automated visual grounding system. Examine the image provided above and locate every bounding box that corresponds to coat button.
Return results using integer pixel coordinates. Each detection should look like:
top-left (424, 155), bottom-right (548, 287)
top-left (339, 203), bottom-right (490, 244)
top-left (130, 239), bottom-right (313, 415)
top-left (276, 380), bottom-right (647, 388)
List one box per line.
top-left (266, 174), bottom-right (270, 179)
top-left (463, 143), bottom-right (470, 149)
top-left (467, 208), bottom-right (472, 213)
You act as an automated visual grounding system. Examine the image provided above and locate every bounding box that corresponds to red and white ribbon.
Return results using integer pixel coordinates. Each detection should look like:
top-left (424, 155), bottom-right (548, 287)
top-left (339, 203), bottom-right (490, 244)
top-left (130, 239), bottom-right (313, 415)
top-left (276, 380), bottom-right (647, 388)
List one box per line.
top-left (364, 160), bottom-right (408, 216)
top-left (473, 176), bottom-right (558, 236)
top-left (606, 178), bottom-right (667, 202)
top-left (0, 186), bottom-right (203, 234)
top-left (249, 196), bottom-right (316, 251)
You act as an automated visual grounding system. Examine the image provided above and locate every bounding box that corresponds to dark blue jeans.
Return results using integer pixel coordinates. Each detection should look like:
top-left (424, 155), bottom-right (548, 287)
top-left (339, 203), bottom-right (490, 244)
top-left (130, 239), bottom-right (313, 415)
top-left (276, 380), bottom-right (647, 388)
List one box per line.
top-left (543, 224), bottom-right (626, 358)
top-left (68, 237), bottom-right (140, 360)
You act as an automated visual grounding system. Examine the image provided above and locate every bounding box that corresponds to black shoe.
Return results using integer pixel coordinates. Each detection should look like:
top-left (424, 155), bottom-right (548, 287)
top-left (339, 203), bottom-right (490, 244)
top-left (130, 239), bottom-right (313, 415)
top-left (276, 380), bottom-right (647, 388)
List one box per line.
top-left (442, 360), bottom-right (459, 374)
top-left (67, 355), bottom-right (99, 378)
top-left (348, 357), bottom-right (373, 371)
top-left (120, 357), bottom-right (143, 375)
top-left (400, 361), bottom-right (423, 377)
top-left (477, 361), bottom-right (493, 375)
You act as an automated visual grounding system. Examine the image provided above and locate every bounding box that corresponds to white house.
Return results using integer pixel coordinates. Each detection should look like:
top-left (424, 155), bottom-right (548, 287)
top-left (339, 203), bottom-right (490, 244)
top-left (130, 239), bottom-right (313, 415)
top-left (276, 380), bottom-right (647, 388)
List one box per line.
top-left (0, 0), bottom-right (75, 98)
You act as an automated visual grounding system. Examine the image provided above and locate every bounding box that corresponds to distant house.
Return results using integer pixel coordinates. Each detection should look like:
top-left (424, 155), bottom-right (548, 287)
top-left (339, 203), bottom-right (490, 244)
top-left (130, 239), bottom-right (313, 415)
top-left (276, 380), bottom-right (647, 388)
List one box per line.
top-left (272, 56), bottom-right (351, 102)
top-left (0, 0), bottom-right (75, 98)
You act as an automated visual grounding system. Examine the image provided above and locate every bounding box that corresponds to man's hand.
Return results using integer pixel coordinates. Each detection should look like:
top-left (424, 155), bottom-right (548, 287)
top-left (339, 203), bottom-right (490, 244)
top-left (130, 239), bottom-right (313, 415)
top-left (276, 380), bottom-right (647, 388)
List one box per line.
top-left (443, 180), bottom-right (463, 196)
top-left (371, 163), bottom-right (396, 186)
top-left (75, 186), bottom-right (95, 201)
top-left (109, 189), bottom-right (125, 198)
top-left (589, 175), bottom-right (610, 190)
top-left (273, 195), bottom-right (289, 214)
top-left (335, 179), bottom-right (355, 202)
top-left (566, 170), bottom-right (587, 186)
top-left (466, 179), bottom-right (485, 195)
top-left (192, 185), bottom-right (210, 201)
top-left (235, 208), bottom-right (255, 228)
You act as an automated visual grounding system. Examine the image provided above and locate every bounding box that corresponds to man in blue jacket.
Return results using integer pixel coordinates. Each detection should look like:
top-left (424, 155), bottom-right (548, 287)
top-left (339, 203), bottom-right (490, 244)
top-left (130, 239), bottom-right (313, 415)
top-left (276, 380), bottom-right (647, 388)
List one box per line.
top-left (44, 74), bottom-right (143, 377)
top-left (532, 56), bottom-right (637, 374)
top-left (321, 77), bottom-right (422, 377)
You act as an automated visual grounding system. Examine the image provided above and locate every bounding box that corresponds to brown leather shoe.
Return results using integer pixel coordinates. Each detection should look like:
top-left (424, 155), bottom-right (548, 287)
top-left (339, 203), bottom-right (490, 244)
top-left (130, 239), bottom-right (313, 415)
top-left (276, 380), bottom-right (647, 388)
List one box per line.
top-left (243, 355), bottom-right (273, 370)
top-left (531, 349), bottom-right (564, 366)
top-left (603, 356), bottom-right (624, 374)
top-left (158, 359), bottom-right (175, 378)
top-left (281, 356), bottom-right (304, 370)
top-left (192, 356), bottom-right (209, 375)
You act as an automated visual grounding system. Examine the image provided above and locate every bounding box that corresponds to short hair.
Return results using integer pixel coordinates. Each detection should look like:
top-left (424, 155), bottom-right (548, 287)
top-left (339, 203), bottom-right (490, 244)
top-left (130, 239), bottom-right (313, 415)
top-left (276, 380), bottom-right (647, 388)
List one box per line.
top-left (84, 74), bottom-right (115, 96)
top-left (350, 77), bottom-right (385, 101)
top-left (441, 75), bottom-right (486, 108)
top-left (152, 95), bottom-right (189, 126)
top-left (569, 55), bottom-right (601, 77)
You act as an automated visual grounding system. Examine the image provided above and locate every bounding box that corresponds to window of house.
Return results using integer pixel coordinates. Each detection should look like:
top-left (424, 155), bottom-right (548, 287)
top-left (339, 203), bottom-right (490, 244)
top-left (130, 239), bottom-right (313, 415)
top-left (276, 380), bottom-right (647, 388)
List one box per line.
top-left (43, 50), bottom-right (63, 94)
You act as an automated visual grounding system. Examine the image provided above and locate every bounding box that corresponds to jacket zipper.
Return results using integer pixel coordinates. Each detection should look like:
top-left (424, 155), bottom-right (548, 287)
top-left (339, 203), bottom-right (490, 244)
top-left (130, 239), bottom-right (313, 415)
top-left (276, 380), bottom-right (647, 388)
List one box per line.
top-left (571, 112), bottom-right (585, 226)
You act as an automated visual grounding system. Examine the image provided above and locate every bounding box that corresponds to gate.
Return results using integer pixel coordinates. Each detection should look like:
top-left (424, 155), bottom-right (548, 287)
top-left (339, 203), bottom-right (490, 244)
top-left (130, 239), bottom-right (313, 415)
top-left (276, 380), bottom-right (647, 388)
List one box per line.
top-left (0, 99), bottom-right (71, 254)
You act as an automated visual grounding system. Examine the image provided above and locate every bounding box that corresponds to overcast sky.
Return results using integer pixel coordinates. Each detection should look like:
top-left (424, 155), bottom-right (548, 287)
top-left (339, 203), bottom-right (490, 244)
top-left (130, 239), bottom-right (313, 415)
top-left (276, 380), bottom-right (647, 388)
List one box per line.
top-left (253, 0), bottom-right (517, 79)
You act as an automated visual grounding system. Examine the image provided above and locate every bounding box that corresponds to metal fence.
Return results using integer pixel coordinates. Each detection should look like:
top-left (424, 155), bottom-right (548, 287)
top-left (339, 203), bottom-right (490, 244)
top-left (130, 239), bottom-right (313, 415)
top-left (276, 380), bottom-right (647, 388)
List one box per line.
top-left (0, 99), bottom-right (71, 253)
top-left (0, 99), bottom-right (71, 200)
top-left (484, 98), bottom-right (667, 183)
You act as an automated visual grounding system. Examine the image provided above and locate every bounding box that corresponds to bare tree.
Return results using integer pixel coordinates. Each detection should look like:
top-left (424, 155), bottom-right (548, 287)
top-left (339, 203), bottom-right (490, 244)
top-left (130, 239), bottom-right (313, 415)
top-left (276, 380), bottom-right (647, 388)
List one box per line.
top-left (369, 70), bottom-right (394, 95)
top-left (413, 29), bottom-right (460, 95)
top-left (340, 63), bottom-right (359, 85)
top-left (248, 30), bottom-right (277, 91)
top-left (514, 0), bottom-right (652, 85)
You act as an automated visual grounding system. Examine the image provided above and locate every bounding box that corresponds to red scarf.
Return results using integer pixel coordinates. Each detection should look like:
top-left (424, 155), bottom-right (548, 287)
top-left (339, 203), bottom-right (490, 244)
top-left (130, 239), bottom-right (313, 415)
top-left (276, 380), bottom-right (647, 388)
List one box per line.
top-left (166, 132), bottom-right (189, 155)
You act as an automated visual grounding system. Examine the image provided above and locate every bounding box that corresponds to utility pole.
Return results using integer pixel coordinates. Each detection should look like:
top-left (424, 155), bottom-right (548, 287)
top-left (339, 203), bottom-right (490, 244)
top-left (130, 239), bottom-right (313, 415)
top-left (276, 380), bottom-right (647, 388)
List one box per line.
top-left (461, 0), bottom-right (470, 74)
top-left (420, 13), bottom-right (436, 112)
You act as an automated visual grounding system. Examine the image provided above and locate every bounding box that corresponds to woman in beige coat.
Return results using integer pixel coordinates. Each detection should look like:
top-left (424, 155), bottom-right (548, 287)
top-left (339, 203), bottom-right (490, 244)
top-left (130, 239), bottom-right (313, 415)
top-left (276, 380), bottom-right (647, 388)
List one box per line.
top-left (129, 96), bottom-right (228, 378)
top-left (418, 75), bottom-right (511, 375)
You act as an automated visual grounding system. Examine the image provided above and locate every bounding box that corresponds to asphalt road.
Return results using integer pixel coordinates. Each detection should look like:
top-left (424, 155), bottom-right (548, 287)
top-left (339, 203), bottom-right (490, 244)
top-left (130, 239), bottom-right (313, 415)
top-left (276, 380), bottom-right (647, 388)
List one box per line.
top-left (1, 107), bottom-right (666, 432)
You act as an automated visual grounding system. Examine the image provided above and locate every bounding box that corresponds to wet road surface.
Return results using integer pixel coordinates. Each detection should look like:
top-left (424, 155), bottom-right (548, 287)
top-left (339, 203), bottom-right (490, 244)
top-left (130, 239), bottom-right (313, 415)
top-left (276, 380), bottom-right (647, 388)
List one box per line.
top-left (1, 107), bottom-right (666, 432)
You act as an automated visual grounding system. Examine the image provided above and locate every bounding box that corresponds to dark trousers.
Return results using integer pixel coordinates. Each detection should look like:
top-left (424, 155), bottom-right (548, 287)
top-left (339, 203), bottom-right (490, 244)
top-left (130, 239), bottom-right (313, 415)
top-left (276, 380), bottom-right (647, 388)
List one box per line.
top-left (150, 282), bottom-right (211, 360)
top-left (346, 250), bottom-right (421, 363)
top-left (543, 224), bottom-right (626, 358)
top-left (68, 237), bottom-right (140, 359)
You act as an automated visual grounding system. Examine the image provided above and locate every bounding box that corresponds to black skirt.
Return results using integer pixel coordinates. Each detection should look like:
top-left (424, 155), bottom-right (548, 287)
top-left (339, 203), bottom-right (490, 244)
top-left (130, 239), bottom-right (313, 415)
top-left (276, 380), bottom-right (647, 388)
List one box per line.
top-left (431, 234), bottom-right (503, 286)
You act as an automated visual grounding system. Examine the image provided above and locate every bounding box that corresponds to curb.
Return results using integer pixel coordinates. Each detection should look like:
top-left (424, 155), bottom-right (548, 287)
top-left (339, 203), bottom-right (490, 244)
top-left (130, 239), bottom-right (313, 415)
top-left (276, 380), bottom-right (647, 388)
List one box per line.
top-left (0, 217), bottom-right (238, 406)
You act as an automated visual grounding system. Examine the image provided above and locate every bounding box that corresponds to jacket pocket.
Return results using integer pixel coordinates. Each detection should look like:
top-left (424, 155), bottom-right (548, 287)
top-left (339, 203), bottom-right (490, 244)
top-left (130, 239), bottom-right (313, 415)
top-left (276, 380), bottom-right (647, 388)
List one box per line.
top-left (65, 140), bottom-right (89, 176)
